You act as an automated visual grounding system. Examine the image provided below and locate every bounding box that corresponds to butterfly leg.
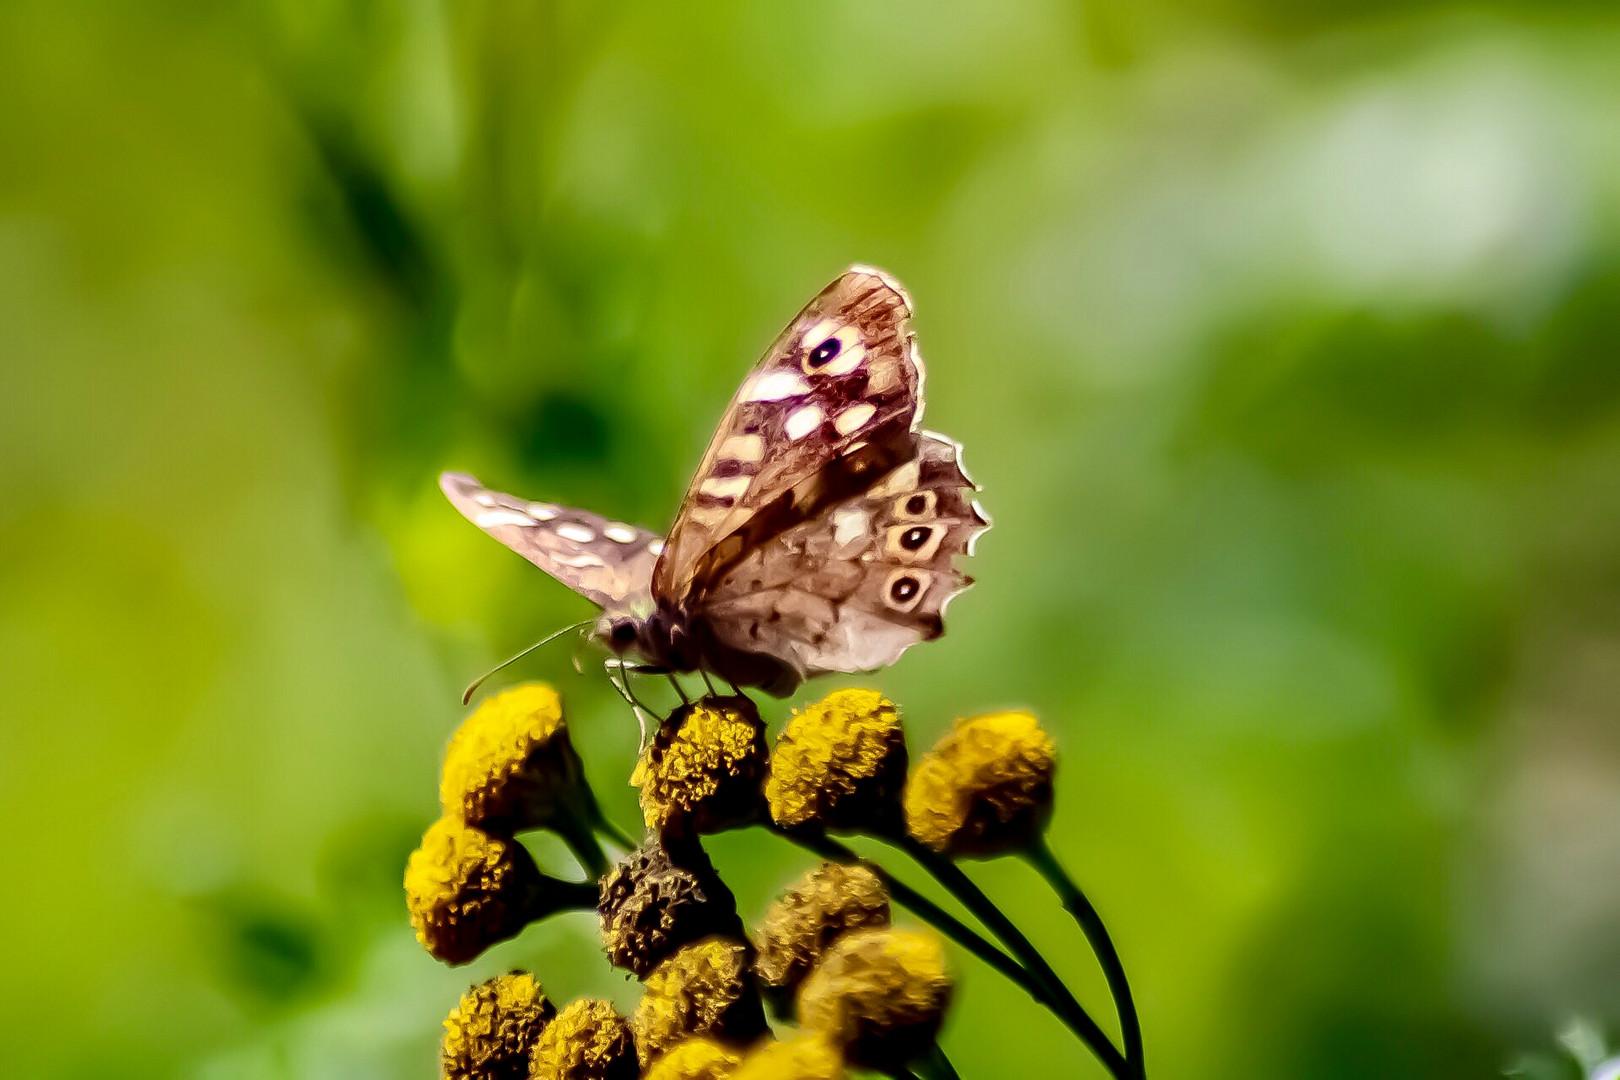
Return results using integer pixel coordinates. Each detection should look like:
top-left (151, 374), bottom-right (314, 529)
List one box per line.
top-left (605, 657), bottom-right (653, 749)
top-left (699, 670), bottom-right (717, 698)
top-left (666, 673), bottom-right (691, 705)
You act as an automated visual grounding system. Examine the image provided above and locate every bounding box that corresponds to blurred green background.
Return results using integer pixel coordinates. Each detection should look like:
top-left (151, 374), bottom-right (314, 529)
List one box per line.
top-left (5, 1), bottom-right (1620, 1077)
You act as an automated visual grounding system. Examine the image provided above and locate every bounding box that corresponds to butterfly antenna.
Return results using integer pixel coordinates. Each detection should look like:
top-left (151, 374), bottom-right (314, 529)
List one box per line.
top-left (462, 619), bottom-right (594, 705)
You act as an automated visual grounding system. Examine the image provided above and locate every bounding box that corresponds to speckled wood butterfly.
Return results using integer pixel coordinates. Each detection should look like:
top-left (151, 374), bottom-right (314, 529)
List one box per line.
top-left (442, 266), bottom-right (989, 696)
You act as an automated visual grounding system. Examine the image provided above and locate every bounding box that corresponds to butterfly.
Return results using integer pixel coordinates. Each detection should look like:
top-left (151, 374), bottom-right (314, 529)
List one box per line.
top-left (441, 266), bottom-right (989, 697)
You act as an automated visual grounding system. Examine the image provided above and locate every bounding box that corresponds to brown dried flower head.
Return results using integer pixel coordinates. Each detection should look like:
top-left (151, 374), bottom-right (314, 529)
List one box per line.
top-left (633, 937), bottom-right (768, 1067)
top-left (633, 696), bottom-right (768, 833)
top-left (599, 833), bottom-right (744, 978)
top-left (731, 1033), bottom-right (844, 1080)
top-left (755, 861), bottom-right (891, 993)
top-left (406, 816), bottom-right (595, 964)
top-left (797, 928), bottom-right (953, 1070)
top-left (903, 710), bottom-right (1056, 858)
top-left (530, 998), bottom-right (638, 1080)
top-left (766, 688), bottom-right (907, 833)
top-left (440, 682), bottom-right (595, 834)
top-left (641, 1037), bottom-right (743, 1080)
top-left (441, 971), bottom-right (556, 1080)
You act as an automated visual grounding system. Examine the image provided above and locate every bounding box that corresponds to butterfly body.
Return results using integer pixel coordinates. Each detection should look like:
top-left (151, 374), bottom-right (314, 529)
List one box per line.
top-left (442, 267), bottom-right (988, 697)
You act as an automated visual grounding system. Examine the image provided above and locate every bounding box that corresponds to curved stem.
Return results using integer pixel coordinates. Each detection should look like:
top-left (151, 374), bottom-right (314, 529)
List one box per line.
top-left (902, 837), bottom-right (1128, 1079)
top-left (553, 813), bottom-right (611, 880)
top-left (778, 830), bottom-right (1125, 1077)
top-left (916, 1044), bottom-right (961, 1080)
top-left (779, 830), bottom-right (1026, 988)
top-left (590, 808), bottom-right (641, 854)
top-left (1025, 835), bottom-right (1145, 1078)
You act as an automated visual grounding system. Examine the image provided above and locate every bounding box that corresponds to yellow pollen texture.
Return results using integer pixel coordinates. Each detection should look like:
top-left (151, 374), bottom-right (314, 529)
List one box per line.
top-left (441, 972), bottom-right (554, 1080)
top-left (633, 700), bottom-right (766, 831)
top-left (903, 710), bottom-right (1056, 857)
top-left (642, 1037), bottom-right (743, 1080)
top-left (441, 682), bottom-right (575, 829)
top-left (767, 688), bottom-right (905, 831)
top-left (530, 998), bottom-right (637, 1080)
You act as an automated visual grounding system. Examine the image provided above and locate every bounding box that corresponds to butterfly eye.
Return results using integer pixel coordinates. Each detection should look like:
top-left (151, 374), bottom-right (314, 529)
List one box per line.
top-left (610, 621), bottom-right (637, 647)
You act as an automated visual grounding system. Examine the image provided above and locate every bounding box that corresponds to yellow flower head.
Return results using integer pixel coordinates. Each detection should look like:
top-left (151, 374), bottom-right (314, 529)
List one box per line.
top-left (731, 1033), bottom-right (844, 1080)
top-left (633, 937), bottom-right (767, 1067)
top-left (442, 971), bottom-right (556, 1080)
top-left (903, 710), bottom-right (1056, 858)
top-left (441, 683), bottom-right (594, 834)
top-left (598, 833), bottom-right (744, 978)
top-left (633, 696), bottom-right (767, 833)
top-left (755, 862), bottom-right (890, 993)
top-left (405, 816), bottom-right (594, 964)
top-left (530, 998), bottom-right (638, 1080)
top-left (642, 1037), bottom-right (743, 1080)
top-left (797, 928), bottom-right (953, 1070)
top-left (766, 689), bottom-right (907, 833)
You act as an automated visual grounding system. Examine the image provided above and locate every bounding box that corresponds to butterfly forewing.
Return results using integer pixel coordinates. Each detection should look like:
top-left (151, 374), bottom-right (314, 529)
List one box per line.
top-left (440, 472), bottom-right (661, 612)
top-left (653, 267), bottom-right (925, 602)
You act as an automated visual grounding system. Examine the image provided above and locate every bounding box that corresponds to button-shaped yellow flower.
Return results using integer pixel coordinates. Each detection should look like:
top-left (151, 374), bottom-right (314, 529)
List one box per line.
top-left (766, 688), bottom-right (907, 834)
top-left (633, 696), bottom-right (768, 833)
top-left (598, 833), bottom-right (745, 978)
top-left (442, 972), bottom-right (555, 1080)
top-left (903, 710), bottom-right (1056, 858)
top-left (405, 816), bottom-right (596, 964)
top-left (731, 1033), bottom-right (844, 1080)
top-left (633, 937), bottom-right (767, 1067)
top-left (797, 928), bottom-right (953, 1070)
top-left (642, 1037), bottom-right (743, 1080)
top-left (441, 683), bottom-right (595, 834)
top-left (530, 997), bottom-right (638, 1080)
top-left (755, 861), bottom-right (890, 993)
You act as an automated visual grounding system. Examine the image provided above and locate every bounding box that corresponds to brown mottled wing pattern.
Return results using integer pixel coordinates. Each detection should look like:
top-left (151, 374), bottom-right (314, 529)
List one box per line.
top-left (440, 472), bottom-right (661, 613)
top-left (694, 433), bottom-right (989, 679)
top-left (653, 267), bottom-right (924, 603)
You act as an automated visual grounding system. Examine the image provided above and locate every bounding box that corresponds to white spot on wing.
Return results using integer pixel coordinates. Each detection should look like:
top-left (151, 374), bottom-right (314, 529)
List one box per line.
top-left (801, 318), bottom-right (840, 350)
top-left (785, 405), bottom-right (824, 440)
top-left (834, 403), bottom-right (876, 436)
top-left (472, 492), bottom-right (496, 507)
top-left (527, 503), bottom-right (559, 521)
top-left (741, 370), bottom-right (810, 401)
top-left (556, 523), bottom-right (595, 543)
top-left (476, 509), bottom-right (535, 528)
top-left (700, 475), bottom-right (752, 500)
top-left (604, 524), bottom-right (638, 544)
top-left (870, 461), bottom-right (921, 499)
top-left (833, 507), bottom-right (871, 547)
top-left (718, 433), bottom-right (765, 464)
top-left (649, 539), bottom-right (665, 556)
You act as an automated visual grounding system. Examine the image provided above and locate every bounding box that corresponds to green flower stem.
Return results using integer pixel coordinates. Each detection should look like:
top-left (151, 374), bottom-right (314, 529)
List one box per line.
top-left (553, 813), bottom-right (611, 880)
top-left (915, 1044), bottom-right (961, 1080)
top-left (779, 830), bottom-right (1024, 987)
top-left (779, 830), bottom-right (1124, 1076)
top-left (902, 837), bottom-right (1129, 1080)
top-left (589, 807), bottom-right (641, 854)
top-left (1025, 834), bottom-right (1145, 1079)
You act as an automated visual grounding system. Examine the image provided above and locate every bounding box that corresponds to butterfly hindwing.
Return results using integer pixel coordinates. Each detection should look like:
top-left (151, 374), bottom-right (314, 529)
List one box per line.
top-left (440, 472), bottom-right (660, 612)
top-left (653, 267), bottom-right (925, 601)
top-left (692, 432), bottom-right (988, 680)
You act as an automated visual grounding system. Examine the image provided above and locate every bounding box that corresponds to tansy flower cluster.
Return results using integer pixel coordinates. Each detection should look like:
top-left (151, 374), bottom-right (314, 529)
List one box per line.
top-left (407, 683), bottom-right (1144, 1080)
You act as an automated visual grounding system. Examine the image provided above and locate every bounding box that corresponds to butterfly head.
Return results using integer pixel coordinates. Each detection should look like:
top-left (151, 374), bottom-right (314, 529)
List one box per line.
top-left (594, 612), bottom-right (643, 655)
